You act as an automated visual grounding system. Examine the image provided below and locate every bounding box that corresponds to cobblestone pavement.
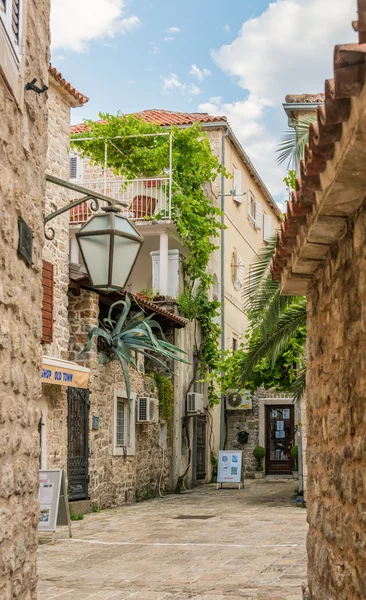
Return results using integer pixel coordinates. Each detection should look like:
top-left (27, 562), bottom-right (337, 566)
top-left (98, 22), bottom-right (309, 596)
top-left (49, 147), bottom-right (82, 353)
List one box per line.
top-left (37, 479), bottom-right (307, 600)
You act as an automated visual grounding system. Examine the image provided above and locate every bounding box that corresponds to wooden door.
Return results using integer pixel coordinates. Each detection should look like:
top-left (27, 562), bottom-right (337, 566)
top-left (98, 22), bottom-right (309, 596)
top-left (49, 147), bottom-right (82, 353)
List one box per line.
top-left (265, 405), bottom-right (294, 475)
top-left (67, 387), bottom-right (90, 500)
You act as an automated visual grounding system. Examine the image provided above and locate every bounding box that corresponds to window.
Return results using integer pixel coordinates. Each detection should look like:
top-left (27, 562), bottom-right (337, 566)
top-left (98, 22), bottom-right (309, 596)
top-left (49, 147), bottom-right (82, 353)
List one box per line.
top-left (113, 390), bottom-right (136, 456)
top-left (233, 166), bottom-right (243, 203)
top-left (231, 248), bottom-right (238, 284)
top-left (232, 250), bottom-right (244, 291)
top-left (69, 154), bottom-right (83, 182)
top-left (1, 0), bottom-right (21, 53)
top-left (0, 0), bottom-right (24, 100)
top-left (232, 336), bottom-right (238, 352)
top-left (263, 214), bottom-right (273, 242)
top-left (247, 190), bottom-right (262, 230)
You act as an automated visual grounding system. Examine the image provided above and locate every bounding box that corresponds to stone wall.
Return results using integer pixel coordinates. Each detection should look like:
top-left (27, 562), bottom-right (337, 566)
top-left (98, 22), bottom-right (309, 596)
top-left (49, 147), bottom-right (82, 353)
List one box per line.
top-left (42, 82), bottom-right (74, 359)
top-left (225, 398), bottom-right (259, 477)
top-left (65, 289), bottom-right (172, 508)
top-left (0, 0), bottom-right (50, 597)
top-left (306, 201), bottom-right (366, 600)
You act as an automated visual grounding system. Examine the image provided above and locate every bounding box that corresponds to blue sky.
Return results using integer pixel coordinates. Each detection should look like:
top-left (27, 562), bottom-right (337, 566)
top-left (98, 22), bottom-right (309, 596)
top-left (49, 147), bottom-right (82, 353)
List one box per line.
top-left (51, 0), bottom-right (357, 202)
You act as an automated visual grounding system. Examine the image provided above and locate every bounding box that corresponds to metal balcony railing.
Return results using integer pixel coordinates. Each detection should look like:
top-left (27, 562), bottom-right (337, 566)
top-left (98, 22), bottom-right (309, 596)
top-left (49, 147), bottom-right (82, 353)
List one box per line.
top-left (70, 177), bottom-right (171, 225)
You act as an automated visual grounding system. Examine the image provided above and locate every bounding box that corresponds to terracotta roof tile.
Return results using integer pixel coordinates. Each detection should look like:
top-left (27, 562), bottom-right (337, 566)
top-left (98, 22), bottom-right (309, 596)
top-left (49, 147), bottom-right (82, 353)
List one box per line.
top-left (272, 0), bottom-right (366, 283)
top-left (49, 65), bottom-right (88, 106)
top-left (71, 109), bottom-right (225, 134)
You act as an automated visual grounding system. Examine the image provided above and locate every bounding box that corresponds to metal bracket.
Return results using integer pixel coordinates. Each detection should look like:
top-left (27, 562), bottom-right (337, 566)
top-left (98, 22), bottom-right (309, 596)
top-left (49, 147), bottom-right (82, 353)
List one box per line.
top-left (25, 78), bottom-right (48, 94)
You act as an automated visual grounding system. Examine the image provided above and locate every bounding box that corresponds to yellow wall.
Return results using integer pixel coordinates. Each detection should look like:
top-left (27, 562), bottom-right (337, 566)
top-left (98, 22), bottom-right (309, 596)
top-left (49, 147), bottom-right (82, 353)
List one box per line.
top-left (222, 135), bottom-right (280, 351)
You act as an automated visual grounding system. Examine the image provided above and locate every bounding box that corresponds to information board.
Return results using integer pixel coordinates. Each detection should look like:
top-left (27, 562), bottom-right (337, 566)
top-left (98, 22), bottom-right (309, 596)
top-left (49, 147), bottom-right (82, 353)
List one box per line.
top-left (217, 450), bottom-right (243, 489)
top-left (38, 469), bottom-right (72, 543)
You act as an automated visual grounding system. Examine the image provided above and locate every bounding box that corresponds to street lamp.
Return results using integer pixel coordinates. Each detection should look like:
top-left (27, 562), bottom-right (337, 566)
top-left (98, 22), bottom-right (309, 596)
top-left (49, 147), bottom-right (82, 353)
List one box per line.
top-left (76, 209), bottom-right (143, 291)
top-left (44, 175), bottom-right (144, 292)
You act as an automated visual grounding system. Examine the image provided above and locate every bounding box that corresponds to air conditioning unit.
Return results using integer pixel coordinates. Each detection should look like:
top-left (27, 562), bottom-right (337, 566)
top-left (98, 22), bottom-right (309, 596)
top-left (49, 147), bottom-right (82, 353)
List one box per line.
top-left (137, 397), bottom-right (159, 423)
top-left (226, 390), bottom-right (253, 410)
top-left (186, 392), bottom-right (204, 415)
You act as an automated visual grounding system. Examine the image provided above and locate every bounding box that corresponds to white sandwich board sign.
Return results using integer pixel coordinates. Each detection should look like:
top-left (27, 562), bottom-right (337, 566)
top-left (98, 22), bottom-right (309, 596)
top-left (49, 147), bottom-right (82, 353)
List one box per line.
top-left (217, 450), bottom-right (243, 489)
top-left (38, 469), bottom-right (72, 543)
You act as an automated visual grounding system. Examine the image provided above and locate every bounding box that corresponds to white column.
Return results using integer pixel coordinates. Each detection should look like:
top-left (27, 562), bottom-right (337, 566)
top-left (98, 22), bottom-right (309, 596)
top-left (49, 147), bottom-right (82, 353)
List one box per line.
top-left (159, 231), bottom-right (169, 296)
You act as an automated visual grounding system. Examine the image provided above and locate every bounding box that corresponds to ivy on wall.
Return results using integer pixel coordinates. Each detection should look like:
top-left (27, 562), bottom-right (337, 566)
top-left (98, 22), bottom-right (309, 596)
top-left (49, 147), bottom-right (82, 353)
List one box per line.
top-left (72, 113), bottom-right (229, 375)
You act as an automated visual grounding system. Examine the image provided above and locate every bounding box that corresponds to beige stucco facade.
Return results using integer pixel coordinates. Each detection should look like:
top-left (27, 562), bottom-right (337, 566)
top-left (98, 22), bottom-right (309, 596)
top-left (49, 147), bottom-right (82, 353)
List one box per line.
top-left (0, 0), bottom-right (50, 597)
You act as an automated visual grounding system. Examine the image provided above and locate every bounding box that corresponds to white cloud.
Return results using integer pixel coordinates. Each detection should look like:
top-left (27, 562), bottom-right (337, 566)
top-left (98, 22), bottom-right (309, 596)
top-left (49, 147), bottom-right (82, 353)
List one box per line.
top-left (162, 73), bottom-right (201, 96)
top-left (210, 0), bottom-right (357, 197)
top-left (149, 42), bottom-right (160, 55)
top-left (50, 0), bottom-right (141, 52)
top-left (167, 26), bottom-right (180, 33)
top-left (223, 24), bottom-right (231, 34)
top-left (189, 64), bottom-right (211, 81)
top-left (164, 36), bottom-right (175, 42)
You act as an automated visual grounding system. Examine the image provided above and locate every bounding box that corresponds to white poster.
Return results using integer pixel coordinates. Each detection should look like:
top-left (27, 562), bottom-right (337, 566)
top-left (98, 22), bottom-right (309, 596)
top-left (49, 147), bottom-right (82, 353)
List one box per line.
top-left (217, 450), bottom-right (242, 484)
top-left (283, 408), bottom-right (290, 419)
top-left (277, 420), bottom-right (284, 431)
top-left (38, 470), bottom-right (62, 532)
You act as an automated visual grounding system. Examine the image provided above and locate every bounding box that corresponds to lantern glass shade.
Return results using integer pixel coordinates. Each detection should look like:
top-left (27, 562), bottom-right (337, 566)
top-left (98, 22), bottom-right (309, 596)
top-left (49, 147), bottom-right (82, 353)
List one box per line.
top-left (76, 212), bottom-right (143, 291)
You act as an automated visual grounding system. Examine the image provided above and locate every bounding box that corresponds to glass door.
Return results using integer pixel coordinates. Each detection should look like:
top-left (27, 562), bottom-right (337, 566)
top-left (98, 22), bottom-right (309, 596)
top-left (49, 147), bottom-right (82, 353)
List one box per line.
top-left (265, 405), bottom-right (294, 475)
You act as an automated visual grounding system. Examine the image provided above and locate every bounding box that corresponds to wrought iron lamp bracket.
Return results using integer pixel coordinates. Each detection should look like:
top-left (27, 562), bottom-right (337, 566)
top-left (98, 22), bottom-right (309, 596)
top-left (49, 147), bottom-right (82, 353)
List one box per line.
top-left (44, 174), bottom-right (125, 240)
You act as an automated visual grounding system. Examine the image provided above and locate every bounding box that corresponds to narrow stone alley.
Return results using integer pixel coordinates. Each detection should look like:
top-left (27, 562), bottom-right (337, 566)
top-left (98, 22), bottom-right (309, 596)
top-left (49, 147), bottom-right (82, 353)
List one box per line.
top-left (37, 480), bottom-right (307, 600)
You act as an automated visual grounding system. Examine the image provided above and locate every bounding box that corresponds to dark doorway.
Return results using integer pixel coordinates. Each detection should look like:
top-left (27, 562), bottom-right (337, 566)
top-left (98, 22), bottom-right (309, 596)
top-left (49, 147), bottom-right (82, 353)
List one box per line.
top-left (194, 415), bottom-right (207, 481)
top-left (67, 387), bottom-right (90, 500)
top-left (265, 405), bottom-right (294, 475)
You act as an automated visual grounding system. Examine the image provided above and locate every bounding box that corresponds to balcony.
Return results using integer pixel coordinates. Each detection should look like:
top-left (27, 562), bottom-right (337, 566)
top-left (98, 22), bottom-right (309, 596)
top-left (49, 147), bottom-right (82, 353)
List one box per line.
top-left (70, 177), bottom-right (171, 225)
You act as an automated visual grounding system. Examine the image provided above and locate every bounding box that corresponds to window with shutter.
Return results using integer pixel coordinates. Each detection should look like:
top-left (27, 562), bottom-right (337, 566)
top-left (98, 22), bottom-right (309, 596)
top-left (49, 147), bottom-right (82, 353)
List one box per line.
top-left (231, 248), bottom-right (238, 284)
top-left (113, 390), bottom-right (135, 456)
top-left (247, 190), bottom-right (256, 223)
top-left (263, 214), bottom-right (273, 242)
top-left (255, 201), bottom-right (263, 230)
top-left (0, 0), bottom-right (6, 14)
top-left (233, 167), bottom-right (243, 203)
top-left (69, 155), bottom-right (78, 180)
top-left (41, 260), bottom-right (54, 344)
top-left (11, 0), bottom-right (20, 44)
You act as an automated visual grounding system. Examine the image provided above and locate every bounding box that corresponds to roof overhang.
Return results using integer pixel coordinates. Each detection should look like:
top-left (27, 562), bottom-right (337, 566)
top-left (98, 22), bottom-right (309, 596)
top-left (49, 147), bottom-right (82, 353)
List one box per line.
top-left (273, 40), bottom-right (366, 296)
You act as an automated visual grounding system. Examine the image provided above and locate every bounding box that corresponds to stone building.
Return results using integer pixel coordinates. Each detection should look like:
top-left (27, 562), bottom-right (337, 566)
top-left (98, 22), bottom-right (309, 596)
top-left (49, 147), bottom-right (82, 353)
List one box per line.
top-left (0, 0), bottom-right (50, 597)
top-left (70, 110), bottom-right (281, 488)
top-left (272, 1), bottom-right (366, 597)
top-left (40, 70), bottom-right (184, 511)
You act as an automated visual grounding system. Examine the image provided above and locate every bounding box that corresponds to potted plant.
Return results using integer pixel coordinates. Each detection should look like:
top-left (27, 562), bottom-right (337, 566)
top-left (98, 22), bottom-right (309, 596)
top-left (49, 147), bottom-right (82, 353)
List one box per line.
top-left (136, 287), bottom-right (157, 302)
top-left (290, 445), bottom-right (299, 479)
top-left (253, 445), bottom-right (266, 478)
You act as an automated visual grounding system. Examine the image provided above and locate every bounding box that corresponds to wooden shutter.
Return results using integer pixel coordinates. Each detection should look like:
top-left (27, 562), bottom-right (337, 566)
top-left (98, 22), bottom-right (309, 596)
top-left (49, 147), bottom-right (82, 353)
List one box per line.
top-left (12, 0), bottom-right (20, 44)
top-left (42, 260), bottom-right (54, 344)
top-left (233, 167), bottom-right (242, 203)
top-left (263, 214), bottom-right (272, 242)
top-left (69, 155), bottom-right (78, 180)
top-left (255, 201), bottom-right (263, 230)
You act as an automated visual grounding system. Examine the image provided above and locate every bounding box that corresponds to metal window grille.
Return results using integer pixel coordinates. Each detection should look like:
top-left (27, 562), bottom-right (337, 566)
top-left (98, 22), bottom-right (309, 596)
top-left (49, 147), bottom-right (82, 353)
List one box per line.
top-left (116, 398), bottom-right (129, 446)
top-left (138, 397), bottom-right (147, 421)
top-left (11, 0), bottom-right (20, 44)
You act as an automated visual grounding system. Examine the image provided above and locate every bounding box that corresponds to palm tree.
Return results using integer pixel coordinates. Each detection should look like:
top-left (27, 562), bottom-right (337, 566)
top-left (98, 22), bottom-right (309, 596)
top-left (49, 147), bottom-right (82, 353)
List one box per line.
top-left (238, 238), bottom-right (307, 401)
top-left (276, 115), bottom-right (317, 170)
top-left (80, 294), bottom-right (188, 401)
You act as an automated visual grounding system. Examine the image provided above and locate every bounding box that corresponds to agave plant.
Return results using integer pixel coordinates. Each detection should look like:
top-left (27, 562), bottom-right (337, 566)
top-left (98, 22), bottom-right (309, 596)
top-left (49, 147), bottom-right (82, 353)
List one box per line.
top-left (239, 237), bottom-right (307, 401)
top-left (80, 294), bottom-right (188, 401)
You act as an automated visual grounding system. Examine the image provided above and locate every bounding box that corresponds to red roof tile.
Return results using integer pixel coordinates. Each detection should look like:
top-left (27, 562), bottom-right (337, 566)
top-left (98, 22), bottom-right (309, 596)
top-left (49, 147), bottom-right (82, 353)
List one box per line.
top-left (49, 65), bottom-right (88, 106)
top-left (272, 0), bottom-right (366, 283)
top-left (284, 93), bottom-right (325, 104)
top-left (71, 109), bottom-right (226, 134)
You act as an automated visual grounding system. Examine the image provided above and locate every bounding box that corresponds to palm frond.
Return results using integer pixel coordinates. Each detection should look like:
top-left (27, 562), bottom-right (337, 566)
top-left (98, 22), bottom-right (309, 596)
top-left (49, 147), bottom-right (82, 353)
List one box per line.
top-left (290, 365), bottom-right (307, 403)
top-left (237, 300), bottom-right (307, 386)
top-left (276, 115), bottom-right (317, 170)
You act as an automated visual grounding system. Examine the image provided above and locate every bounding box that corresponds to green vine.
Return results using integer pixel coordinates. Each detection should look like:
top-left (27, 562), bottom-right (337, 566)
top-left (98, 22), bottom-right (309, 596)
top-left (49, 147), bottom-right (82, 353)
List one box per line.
top-left (72, 113), bottom-right (228, 376)
top-left (151, 372), bottom-right (174, 437)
